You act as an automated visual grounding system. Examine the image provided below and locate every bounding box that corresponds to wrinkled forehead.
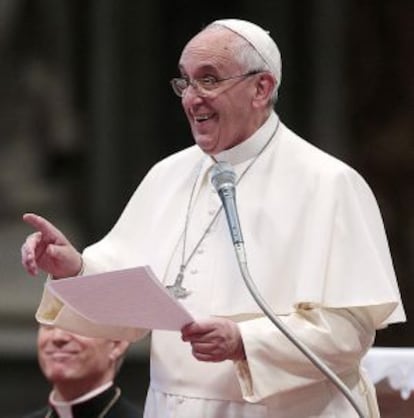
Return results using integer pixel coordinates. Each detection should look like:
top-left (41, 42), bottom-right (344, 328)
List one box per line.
top-left (179, 27), bottom-right (244, 71)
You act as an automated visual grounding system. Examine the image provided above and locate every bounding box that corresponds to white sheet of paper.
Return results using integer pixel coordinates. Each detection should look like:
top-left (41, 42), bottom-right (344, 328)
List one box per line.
top-left (47, 266), bottom-right (194, 331)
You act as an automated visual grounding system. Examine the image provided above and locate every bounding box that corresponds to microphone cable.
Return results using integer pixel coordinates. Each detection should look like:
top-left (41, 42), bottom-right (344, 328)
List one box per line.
top-left (211, 161), bottom-right (366, 418)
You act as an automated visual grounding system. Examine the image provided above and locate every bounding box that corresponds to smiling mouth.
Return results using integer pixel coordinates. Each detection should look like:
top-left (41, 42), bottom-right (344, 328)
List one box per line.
top-left (194, 114), bottom-right (214, 123)
top-left (47, 351), bottom-right (77, 358)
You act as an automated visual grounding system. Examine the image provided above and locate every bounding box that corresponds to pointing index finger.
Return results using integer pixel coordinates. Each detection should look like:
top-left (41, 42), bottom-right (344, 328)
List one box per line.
top-left (22, 213), bottom-right (60, 241)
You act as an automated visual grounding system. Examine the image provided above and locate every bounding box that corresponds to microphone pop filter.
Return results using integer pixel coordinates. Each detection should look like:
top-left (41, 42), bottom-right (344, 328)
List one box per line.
top-left (211, 162), bottom-right (236, 192)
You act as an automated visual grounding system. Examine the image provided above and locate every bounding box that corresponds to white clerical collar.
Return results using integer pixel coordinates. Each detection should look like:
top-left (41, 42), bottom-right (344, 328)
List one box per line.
top-left (212, 111), bottom-right (279, 166)
top-left (49, 381), bottom-right (113, 418)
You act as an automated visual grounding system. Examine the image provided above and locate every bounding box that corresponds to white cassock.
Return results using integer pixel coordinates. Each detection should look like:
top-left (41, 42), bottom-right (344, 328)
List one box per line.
top-left (37, 112), bottom-right (405, 417)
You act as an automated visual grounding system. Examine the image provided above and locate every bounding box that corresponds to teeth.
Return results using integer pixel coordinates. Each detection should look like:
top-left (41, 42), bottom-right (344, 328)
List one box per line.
top-left (195, 115), bottom-right (210, 122)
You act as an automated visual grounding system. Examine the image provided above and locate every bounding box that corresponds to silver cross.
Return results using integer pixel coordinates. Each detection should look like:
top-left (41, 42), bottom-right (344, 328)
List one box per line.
top-left (165, 265), bottom-right (191, 299)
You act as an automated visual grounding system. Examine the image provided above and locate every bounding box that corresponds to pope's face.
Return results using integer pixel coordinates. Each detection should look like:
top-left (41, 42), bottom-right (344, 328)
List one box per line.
top-left (179, 28), bottom-right (264, 155)
top-left (37, 325), bottom-right (118, 388)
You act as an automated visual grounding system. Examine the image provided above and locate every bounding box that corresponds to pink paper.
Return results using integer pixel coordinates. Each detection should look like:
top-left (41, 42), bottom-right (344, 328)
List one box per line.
top-left (47, 266), bottom-right (194, 331)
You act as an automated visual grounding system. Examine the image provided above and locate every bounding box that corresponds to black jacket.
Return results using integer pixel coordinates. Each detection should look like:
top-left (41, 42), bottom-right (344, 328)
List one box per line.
top-left (23, 385), bottom-right (142, 418)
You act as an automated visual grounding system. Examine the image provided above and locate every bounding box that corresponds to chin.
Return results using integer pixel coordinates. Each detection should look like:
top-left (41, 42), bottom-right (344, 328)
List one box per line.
top-left (46, 371), bottom-right (71, 382)
top-left (194, 136), bottom-right (217, 154)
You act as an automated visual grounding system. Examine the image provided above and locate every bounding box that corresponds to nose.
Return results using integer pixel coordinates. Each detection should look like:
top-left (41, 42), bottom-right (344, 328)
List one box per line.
top-left (50, 327), bottom-right (72, 345)
top-left (182, 82), bottom-right (205, 104)
top-left (187, 79), bottom-right (200, 94)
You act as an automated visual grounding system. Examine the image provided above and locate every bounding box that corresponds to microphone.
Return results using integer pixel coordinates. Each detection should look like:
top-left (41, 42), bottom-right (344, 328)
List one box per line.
top-left (211, 161), bottom-right (366, 418)
top-left (211, 162), bottom-right (243, 245)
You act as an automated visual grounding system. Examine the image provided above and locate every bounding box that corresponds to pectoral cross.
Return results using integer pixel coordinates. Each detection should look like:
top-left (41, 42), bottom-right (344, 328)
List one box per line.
top-left (165, 265), bottom-right (191, 299)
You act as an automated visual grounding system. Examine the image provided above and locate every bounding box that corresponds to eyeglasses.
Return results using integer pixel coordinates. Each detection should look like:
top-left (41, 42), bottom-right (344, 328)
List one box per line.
top-left (170, 70), bottom-right (261, 97)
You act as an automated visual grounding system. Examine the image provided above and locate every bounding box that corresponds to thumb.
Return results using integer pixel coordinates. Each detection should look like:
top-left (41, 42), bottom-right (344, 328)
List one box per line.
top-left (46, 244), bottom-right (82, 276)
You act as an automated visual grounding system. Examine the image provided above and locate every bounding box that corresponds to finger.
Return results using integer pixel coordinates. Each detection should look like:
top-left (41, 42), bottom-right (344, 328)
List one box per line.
top-left (21, 232), bottom-right (45, 275)
top-left (192, 351), bottom-right (216, 362)
top-left (191, 340), bottom-right (217, 351)
top-left (45, 243), bottom-right (70, 261)
top-left (26, 231), bottom-right (44, 250)
top-left (184, 333), bottom-right (220, 345)
top-left (21, 242), bottom-right (38, 276)
top-left (182, 321), bottom-right (215, 339)
top-left (23, 231), bottom-right (42, 252)
top-left (28, 231), bottom-right (49, 263)
top-left (191, 346), bottom-right (223, 363)
top-left (22, 213), bottom-right (62, 242)
top-left (192, 351), bottom-right (209, 361)
top-left (46, 244), bottom-right (83, 277)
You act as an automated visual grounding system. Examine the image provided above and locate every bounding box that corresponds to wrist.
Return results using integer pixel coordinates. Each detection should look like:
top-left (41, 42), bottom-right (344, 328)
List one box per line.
top-left (75, 255), bottom-right (84, 276)
top-left (49, 255), bottom-right (84, 280)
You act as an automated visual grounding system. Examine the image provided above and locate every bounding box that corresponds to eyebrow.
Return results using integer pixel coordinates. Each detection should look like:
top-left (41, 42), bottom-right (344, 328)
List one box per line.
top-left (178, 63), bottom-right (221, 76)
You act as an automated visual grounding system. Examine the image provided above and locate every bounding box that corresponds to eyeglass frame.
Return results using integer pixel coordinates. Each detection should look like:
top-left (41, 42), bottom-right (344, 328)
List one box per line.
top-left (170, 70), bottom-right (263, 98)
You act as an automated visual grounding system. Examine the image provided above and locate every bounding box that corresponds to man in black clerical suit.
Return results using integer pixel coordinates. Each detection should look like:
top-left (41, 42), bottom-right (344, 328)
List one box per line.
top-left (23, 325), bottom-right (142, 418)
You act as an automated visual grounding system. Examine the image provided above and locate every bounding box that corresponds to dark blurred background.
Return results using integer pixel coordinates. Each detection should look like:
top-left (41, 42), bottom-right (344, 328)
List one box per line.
top-left (0, 0), bottom-right (412, 416)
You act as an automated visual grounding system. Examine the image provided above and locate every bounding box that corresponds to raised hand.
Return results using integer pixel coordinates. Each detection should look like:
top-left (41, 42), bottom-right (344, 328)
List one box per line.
top-left (21, 213), bottom-right (82, 279)
top-left (181, 317), bottom-right (246, 362)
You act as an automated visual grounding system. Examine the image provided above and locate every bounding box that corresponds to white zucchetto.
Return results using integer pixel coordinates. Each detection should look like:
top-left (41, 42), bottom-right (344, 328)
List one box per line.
top-left (211, 19), bottom-right (282, 87)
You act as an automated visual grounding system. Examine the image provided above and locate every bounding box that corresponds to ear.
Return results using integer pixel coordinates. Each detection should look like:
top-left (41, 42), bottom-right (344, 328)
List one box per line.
top-left (252, 72), bottom-right (276, 108)
top-left (109, 340), bottom-right (130, 362)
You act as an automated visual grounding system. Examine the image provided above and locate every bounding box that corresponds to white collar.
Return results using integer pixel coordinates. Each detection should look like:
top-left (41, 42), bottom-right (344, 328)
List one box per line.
top-left (49, 381), bottom-right (113, 418)
top-left (212, 111), bottom-right (279, 166)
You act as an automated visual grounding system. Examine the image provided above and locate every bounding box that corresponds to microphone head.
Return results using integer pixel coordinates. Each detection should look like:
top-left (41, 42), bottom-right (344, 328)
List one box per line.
top-left (211, 161), bottom-right (236, 192)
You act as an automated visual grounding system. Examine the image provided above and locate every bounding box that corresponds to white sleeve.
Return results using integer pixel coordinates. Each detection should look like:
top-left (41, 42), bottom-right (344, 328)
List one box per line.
top-left (234, 306), bottom-right (375, 402)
